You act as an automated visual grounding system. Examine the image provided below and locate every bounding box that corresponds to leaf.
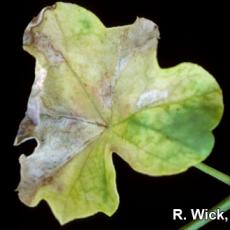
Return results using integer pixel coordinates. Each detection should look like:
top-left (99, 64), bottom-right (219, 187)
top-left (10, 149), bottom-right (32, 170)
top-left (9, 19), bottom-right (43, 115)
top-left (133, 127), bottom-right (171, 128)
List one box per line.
top-left (15, 2), bottom-right (223, 224)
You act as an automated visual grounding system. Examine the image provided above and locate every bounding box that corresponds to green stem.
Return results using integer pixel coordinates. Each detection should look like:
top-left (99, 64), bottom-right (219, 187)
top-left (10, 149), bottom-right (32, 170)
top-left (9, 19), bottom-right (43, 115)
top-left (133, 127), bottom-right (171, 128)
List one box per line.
top-left (194, 163), bottom-right (230, 186)
top-left (179, 195), bottom-right (230, 230)
top-left (180, 163), bottom-right (230, 229)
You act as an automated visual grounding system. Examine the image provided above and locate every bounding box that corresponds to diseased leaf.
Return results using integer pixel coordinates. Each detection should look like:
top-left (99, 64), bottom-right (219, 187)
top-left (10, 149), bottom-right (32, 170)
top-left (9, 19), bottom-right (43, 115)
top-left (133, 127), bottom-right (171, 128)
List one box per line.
top-left (15, 2), bottom-right (223, 224)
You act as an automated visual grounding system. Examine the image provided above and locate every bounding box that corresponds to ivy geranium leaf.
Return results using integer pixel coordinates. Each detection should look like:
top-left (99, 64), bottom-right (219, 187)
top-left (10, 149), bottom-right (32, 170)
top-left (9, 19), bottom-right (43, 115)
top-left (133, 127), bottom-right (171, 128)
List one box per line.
top-left (14, 2), bottom-right (223, 224)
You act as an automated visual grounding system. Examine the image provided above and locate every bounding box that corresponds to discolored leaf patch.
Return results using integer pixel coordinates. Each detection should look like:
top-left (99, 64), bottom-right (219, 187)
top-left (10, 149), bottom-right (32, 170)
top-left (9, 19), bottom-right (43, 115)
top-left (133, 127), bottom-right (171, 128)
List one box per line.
top-left (15, 2), bottom-right (223, 224)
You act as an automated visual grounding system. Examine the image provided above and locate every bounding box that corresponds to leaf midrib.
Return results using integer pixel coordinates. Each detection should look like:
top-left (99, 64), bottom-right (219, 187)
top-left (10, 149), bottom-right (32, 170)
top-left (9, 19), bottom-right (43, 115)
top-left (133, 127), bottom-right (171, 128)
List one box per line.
top-left (53, 12), bottom-right (108, 126)
top-left (112, 89), bottom-right (220, 127)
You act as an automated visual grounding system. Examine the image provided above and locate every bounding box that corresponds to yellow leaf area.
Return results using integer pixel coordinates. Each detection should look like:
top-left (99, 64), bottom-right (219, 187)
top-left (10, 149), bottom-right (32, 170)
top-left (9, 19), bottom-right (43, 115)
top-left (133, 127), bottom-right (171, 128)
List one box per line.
top-left (15, 2), bottom-right (223, 224)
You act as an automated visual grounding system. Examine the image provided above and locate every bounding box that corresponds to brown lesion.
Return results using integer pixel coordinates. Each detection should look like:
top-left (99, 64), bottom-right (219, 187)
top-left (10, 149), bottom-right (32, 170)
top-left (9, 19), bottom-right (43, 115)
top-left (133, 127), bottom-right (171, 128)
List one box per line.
top-left (23, 6), bottom-right (47, 46)
top-left (23, 3), bottom-right (64, 66)
top-left (18, 150), bottom-right (71, 205)
top-left (96, 72), bottom-right (113, 112)
top-left (33, 33), bottom-right (64, 64)
top-left (42, 175), bottom-right (55, 185)
top-left (26, 3), bottom-right (57, 34)
top-left (17, 155), bottom-right (63, 205)
top-left (14, 116), bottom-right (36, 145)
top-left (46, 3), bottom-right (57, 11)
